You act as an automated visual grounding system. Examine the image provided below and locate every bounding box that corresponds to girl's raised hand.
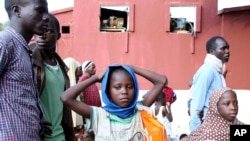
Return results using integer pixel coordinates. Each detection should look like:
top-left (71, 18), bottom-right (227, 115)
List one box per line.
top-left (97, 68), bottom-right (107, 82)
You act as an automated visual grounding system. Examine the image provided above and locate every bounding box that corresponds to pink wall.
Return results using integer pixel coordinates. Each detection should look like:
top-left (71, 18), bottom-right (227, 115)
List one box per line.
top-left (220, 10), bottom-right (250, 88)
top-left (52, 8), bottom-right (74, 60)
top-left (54, 0), bottom-right (250, 90)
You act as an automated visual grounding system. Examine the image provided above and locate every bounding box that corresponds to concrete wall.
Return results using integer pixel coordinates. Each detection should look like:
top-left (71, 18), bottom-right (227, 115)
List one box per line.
top-left (53, 0), bottom-right (250, 90)
top-left (53, 0), bottom-right (250, 89)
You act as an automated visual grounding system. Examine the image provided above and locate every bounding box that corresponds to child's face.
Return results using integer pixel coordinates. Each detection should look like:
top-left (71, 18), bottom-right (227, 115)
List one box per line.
top-left (87, 63), bottom-right (96, 76)
top-left (35, 16), bottom-right (59, 50)
top-left (217, 90), bottom-right (238, 122)
top-left (109, 70), bottom-right (135, 107)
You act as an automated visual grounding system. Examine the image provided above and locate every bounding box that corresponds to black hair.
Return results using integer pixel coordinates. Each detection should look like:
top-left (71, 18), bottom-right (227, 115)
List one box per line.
top-left (179, 133), bottom-right (188, 140)
top-left (5, 0), bottom-right (33, 18)
top-left (206, 36), bottom-right (226, 53)
top-left (48, 13), bottom-right (60, 34)
top-left (5, 0), bottom-right (19, 18)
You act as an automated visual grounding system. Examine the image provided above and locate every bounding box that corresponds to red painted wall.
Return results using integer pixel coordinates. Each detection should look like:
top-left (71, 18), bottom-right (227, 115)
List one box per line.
top-left (54, 0), bottom-right (250, 90)
top-left (52, 8), bottom-right (74, 60)
top-left (220, 10), bottom-right (250, 88)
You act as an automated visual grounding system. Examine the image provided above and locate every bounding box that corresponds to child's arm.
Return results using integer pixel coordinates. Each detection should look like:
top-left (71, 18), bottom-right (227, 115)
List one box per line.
top-left (129, 65), bottom-right (167, 107)
top-left (165, 103), bottom-right (173, 122)
top-left (60, 70), bottom-right (106, 118)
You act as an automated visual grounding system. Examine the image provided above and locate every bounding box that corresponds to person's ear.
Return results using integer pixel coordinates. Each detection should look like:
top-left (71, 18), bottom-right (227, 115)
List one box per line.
top-left (209, 48), bottom-right (215, 54)
top-left (12, 5), bottom-right (21, 18)
top-left (57, 33), bottom-right (61, 40)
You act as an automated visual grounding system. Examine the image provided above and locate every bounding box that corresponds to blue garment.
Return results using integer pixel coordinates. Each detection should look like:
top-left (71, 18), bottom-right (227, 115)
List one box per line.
top-left (101, 65), bottom-right (139, 118)
top-left (189, 62), bottom-right (225, 132)
top-left (0, 27), bottom-right (42, 141)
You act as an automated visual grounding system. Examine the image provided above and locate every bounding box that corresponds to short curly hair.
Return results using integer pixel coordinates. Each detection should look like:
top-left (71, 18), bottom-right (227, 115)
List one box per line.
top-left (206, 36), bottom-right (227, 53)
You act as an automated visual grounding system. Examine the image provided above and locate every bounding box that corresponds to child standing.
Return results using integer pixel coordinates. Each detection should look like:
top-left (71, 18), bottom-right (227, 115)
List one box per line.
top-left (154, 92), bottom-right (173, 140)
top-left (60, 64), bottom-right (167, 140)
top-left (181, 87), bottom-right (244, 141)
top-left (32, 13), bottom-right (75, 141)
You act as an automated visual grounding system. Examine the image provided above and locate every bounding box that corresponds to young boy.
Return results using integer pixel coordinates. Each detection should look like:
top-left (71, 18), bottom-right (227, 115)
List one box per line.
top-left (154, 92), bottom-right (173, 140)
top-left (32, 13), bottom-right (75, 141)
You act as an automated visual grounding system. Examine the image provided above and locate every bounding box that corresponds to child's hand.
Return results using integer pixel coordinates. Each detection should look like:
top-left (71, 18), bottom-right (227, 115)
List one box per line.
top-left (97, 69), bottom-right (107, 82)
top-left (166, 102), bottom-right (171, 107)
top-left (40, 120), bottom-right (52, 139)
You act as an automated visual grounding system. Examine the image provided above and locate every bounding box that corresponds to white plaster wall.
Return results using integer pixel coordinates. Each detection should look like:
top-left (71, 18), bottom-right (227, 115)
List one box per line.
top-left (145, 89), bottom-right (250, 138)
top-left (218, 0), bottom-right (250, 11)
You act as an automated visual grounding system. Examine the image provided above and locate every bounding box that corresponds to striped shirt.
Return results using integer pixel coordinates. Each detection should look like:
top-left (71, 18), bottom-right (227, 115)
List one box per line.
top-left (0, 27), bottom-right (42, 141)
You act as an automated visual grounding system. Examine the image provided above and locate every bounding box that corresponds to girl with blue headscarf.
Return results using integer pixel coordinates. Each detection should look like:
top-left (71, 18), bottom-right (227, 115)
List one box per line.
top-left (61, 64), bottom-right (167, 140)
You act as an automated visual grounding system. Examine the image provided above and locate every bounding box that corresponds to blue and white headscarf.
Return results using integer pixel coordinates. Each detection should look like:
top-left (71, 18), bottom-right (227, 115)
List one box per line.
top-left (101, 65), bottom-right (139, 118)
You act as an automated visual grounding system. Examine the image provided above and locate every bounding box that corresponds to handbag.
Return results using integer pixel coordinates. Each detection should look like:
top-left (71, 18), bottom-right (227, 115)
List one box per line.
top-left (140, 109), bottom-right (168, 141)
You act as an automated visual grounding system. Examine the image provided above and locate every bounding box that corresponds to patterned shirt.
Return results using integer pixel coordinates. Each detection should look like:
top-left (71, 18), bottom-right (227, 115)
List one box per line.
top-left (0, 27), bottom-right (42, 141)
top-left (78, 74), bottom-right (101, 107)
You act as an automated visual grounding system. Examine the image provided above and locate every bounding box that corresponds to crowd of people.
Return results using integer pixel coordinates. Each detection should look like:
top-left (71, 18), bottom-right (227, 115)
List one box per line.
top-left (0, 0), bottom-right (246, 141)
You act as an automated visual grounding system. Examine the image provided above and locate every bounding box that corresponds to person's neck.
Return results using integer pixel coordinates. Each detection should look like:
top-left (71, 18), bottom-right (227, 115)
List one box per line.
top-left (41, 50), bottom-right (57, 66)
top-left (9, 22), bottom-right (33, 43)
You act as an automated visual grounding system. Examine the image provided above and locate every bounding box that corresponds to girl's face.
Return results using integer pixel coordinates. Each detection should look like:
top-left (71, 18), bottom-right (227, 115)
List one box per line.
top-left (109, 70), bottom-right (135, 107)
top-left (86, 63), bottom-right (96, 76)
top-left (217, 90), bottom-right (238, 122)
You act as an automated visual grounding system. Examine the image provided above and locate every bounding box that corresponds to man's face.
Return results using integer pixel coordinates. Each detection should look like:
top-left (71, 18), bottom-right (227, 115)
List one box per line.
top-left (19, 0), bottom-right (49, 35)
top-left (212, 39), bottom-right (230, 63)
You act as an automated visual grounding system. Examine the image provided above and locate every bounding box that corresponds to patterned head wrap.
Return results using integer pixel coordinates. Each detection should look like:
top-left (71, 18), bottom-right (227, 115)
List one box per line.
top-left (101, 64), bottom-right (139, 118)
top-left (181, 87), bottom-right (244, 141)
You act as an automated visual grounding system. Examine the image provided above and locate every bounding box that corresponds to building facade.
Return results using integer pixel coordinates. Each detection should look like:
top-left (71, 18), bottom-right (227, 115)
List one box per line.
top-left (53, 0), bottom-right (250, 90)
